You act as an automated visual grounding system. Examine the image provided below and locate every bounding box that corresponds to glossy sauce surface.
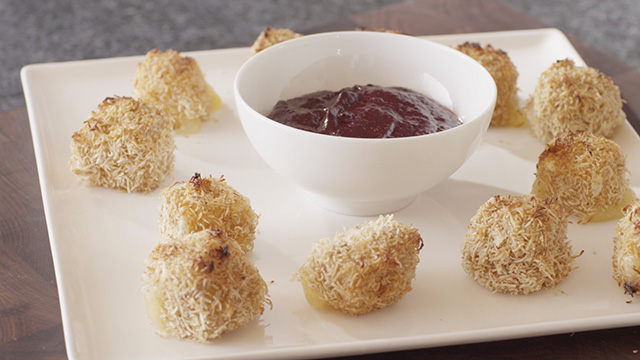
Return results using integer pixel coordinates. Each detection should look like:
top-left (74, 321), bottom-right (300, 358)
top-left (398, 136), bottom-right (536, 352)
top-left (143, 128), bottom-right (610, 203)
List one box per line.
top-left (268, 84), bottom-right (461, 138)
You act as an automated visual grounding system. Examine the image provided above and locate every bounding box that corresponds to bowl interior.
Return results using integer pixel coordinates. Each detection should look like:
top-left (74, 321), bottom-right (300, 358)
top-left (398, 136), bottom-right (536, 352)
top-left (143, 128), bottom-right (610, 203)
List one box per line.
top-left (236, 31), bottom-right (495, 127)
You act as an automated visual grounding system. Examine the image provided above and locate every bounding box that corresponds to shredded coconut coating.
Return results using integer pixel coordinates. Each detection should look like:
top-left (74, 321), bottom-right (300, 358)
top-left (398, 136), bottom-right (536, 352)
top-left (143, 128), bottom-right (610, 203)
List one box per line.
top-left (133, 48), bottom-right (222, 135)
top-left (462, 195), bottom-right (576, 295)
top-left (159, 173), bottom-right (259, 253)
top-left (531, 131), bottom-right (634, 224)
top-left (141, 229), bottom-right (270, 342)
top-left (250, 27), bottom-right (302, 55)
top-left (612, 200), bottom-right (640, 296)
top-left (455, 42), bottom-right (527, 127)
top-left (525, 59), bottom-right (625, 143)
top-left (69, 96), bottom-right (175, 193)
top-left (295, 215), bottom-right (423, 316)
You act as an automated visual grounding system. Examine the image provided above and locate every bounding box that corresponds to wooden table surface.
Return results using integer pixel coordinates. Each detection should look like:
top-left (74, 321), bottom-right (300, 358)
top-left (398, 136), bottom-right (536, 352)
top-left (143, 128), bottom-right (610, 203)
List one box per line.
top-left (2, 0), bottom-right (640, 359)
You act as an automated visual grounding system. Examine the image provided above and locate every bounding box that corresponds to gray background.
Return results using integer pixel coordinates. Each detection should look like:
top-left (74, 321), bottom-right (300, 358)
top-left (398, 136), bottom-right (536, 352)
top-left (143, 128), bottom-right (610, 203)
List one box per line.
top-left (2, 0), bottom-right (638, 112)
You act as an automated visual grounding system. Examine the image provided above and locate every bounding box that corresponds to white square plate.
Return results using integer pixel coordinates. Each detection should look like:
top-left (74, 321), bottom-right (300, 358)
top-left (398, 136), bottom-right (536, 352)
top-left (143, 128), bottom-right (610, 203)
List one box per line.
top-left (21, 28), bottom-right (640, 360)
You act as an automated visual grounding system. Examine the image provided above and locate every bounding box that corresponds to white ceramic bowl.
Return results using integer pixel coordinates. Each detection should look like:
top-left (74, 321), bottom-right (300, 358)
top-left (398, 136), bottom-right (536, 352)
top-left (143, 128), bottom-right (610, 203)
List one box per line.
top-left (234, 31), bottom-right (496, 215)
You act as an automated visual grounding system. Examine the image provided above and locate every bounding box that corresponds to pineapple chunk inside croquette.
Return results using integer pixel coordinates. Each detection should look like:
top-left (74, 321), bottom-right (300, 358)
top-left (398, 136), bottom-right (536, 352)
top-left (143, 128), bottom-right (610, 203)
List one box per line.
top-left (295, 215), bottom-right (423, 316)
top-left (578, 188), bottom-right (635, 223)
top-left (299, 277), bottom-right (327, 308)
top-left (207, 83), bottom-right (223, 111)
top-left (144, 290), bottom-right (166, 332)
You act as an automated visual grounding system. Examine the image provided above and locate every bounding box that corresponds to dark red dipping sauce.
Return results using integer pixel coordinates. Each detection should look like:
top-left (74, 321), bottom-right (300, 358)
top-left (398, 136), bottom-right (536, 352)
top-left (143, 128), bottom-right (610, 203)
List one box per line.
top-left (267, 84), bottom-right (461, 139)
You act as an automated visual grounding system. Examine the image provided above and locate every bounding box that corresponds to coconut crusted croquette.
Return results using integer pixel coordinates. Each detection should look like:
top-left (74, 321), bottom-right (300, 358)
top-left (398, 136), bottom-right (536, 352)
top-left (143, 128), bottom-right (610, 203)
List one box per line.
top-left (526, 59), bottom-right (625, 143)
top-left (134, 48), bottom-right (222, 135)
top-left (250, 27), bottom-right (302, 55)
top-left (142, 228), bottom-right (270, 342)
top-left (531, 131), bottom-right (635, 223)
top-left (612, 200), bottom-right (640, 296)
top-left (158, 173), bottom-right (259, 253)
top-left (69, 96), bottom-right (175, 193)
top-left (455, 42), bottom-right (527, 127)
top-left (295, 215), bottom-right (423, 316)
top-left (462, 195), bottom-right (576, 295)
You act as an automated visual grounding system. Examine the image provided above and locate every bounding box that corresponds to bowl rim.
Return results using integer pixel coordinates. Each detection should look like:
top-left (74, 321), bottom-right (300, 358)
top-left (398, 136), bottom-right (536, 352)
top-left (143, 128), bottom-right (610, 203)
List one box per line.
top-left (234, 30), bottom-right (497, 143)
